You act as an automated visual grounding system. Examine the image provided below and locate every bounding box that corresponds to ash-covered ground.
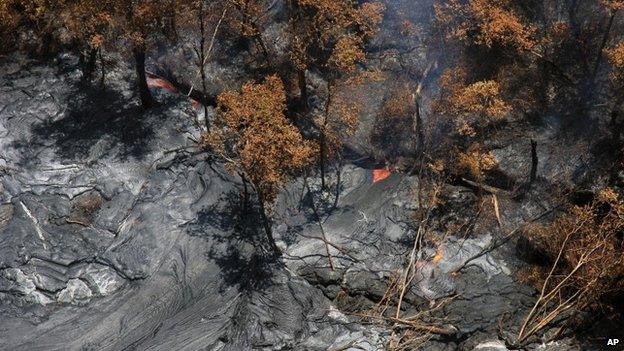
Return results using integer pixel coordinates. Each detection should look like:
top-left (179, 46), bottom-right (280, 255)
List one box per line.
top-left (0, 52), bottom-right (614, 351)
top-left (0, 54), bottom-right (387, 350)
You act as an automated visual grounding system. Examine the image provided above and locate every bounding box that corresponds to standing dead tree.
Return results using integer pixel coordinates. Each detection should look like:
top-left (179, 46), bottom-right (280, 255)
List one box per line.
top-left (177, 0), bottom-right (229, 130)
top-left (529, 139), bottom-right (538, 184)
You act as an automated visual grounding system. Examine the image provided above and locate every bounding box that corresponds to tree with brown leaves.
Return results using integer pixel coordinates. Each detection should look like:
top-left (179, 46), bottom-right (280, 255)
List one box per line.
top-left (286, 0), bottom-right (384, 109)
top-left (370, 84), bottom-right (418, 161)
top-left (434, 66), bottom-right (511, 138)
top-left (431, 0), bottom-right (624, 183)
top-left (0, 0), bottom-right (63, 55)
top-left (203, 75), bottom-right (317, 256)
top-left (434, 0), bottom-right (624, 118)
top-left (114, 0), bottom-right (176, 109)
top-left (315, 36), bottom-right (371, 190)
top-left (434, 0), bottom-right (536, 52)
top-left (0, 0), bottom-right (22, 53)
top-left (226, 0), bottom-right (273, 65)
top-left (59, 0), bottom-right (116, 82)
top-left (285, 0), bottom-right (384, 189)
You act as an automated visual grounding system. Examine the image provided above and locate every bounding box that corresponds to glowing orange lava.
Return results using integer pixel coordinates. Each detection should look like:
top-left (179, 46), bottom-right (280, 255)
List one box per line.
top-left (147, 76), bottom-right (178, 93)
top-left (373, 168), bottom-right (391, 183)
top-left (147, 75), bottom-right (201, 109)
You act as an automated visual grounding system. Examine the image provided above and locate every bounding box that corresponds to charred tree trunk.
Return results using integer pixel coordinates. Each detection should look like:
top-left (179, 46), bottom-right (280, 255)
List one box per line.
top-left (256, 189), bottom-right (282, 257)
top-left (287, 0), bottom-right (308, 110)
top-left (37, 32), bottom-right (56, 57)
top-left (99, 49), bottom-right (106, 88)
top-left (333, 160), bottom-right (342, 210)
top-left (415, 99), bottom-right (424, 152)
top-left (592, 9), bottom-right (618, 81)
top-left (253, 33), bottom-right (271, 65)
top-left (201, 75), bottom-right (209, 130)
top-left (298, 69), bottom-right (308, 110)
top-left (530, 139), bottom-right (538, 184)
top-left (239, 172), bottom-right (250, 213)
top-left (304, 177), bottom-right (336, 270)
top-left (81, 47), bottom-right (98, 82)
top-left (319, 81), bottom-right (333, 190)
top-left (197, 2), bottom-right (210, 131)
top-left (133, 46), bottom-right (154, 109)
top-left (319, 135), bottom-right (327, 190)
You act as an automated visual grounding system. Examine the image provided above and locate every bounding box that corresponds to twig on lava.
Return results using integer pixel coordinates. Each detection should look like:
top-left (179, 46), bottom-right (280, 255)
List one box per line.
top-left (302, 177), bottom-right (344, 269)
top-left (461, 177), bottom-right (508, 195)
top-left (296, 233), bottom-right (358, 262)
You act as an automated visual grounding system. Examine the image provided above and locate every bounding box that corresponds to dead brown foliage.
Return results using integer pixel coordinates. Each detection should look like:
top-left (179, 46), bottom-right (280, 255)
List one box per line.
top-left (518, 188), bottom-right (624, 342)
top-left (204, 75), bottom-right (317, 203)
top-left (434, 66), bottom-right (511, 138)
top-left (370, 85), bottom-right (416, 160)
top-left (68, 192), bottom-right (104, 225)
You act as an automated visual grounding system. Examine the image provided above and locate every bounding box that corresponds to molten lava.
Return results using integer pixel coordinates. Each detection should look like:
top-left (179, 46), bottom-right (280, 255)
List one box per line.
top-left (372, 168), bottom-right (391, 183)
top-left (147, 75), bottom-right (201, 109)
top-left (147, 76), bottom-right (178, 93)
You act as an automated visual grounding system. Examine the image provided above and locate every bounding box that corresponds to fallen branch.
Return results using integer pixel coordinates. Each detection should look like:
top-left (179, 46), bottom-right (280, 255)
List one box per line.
top-left (65, 218), bottom-right (90, 227)
top-left (395, 222), bottom-right (424, 318)
top-left (517, 219), bottom-right (595, 342)
top-left (19, 200), bottom-right (48, 250)
top-left (492, 194), bottom-right (502, 227)
top-left (461, 177), bottom-right (508, 195)
top-left (354, 312), bottom-right (458, 336)
top-left (297, 233), bottom-right (358, 262)
top-left (395, 184), bottom-right (441, 319)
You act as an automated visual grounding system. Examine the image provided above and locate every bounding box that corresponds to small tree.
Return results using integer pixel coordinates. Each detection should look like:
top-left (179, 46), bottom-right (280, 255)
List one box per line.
top-left (204, 75), bottom-right (317, 256)
top-left (227, 0), bottom-right (272, 64)
top-left (59, 0), bottom-right (116, 82)
top-left (115, 0), bottom-right (176, 109)
top-left (286, 0), bottom-right (385, 188)
top-left (0, 0), bottom-right (63, 56)
top-left (370, 84), bottom-right (418, 162)
top-left (432, 64), bottom-right (510, 182)
top-left (176, 0), bottom-right (228, 130)
top-left (0, 0), bottom-right (22, 53)
top-left (434, 66), bottom-right (511, 138)
top-left (315, 36), bottom-right (369, 189)
top-left (286, 0), bottom-right (384, 109)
